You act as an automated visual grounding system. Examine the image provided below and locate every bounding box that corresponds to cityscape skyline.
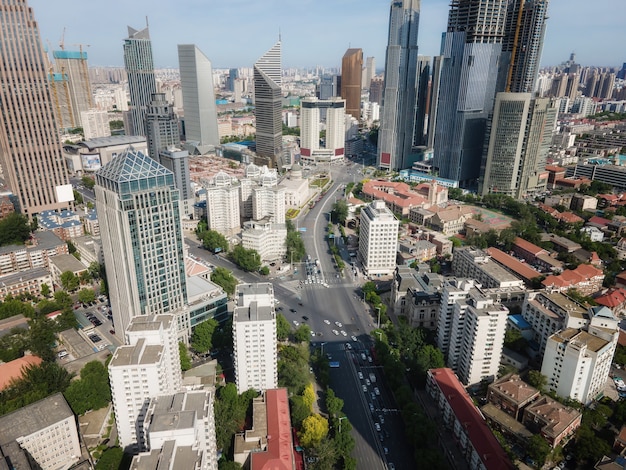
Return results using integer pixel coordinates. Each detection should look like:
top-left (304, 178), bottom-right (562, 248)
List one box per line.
top-left (30, 0), bottom-right (625, 69)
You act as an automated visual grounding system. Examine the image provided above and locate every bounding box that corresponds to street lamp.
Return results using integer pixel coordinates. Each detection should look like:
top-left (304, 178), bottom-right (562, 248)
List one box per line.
top-left (376, 307), bottom-right (381, 329)
top-left (320, 342), bottom-right (327, 355)
top-left (374, 331), bottom-right (383, 342)
top-left (338, 416), bottom-right (347, 434)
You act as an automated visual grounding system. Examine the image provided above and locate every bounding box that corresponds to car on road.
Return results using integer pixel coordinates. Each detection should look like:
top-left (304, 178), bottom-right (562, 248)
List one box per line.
top-left (388, 464), bottom-right (395, 470)
top-left (323, 319), bottom-right (331, 325)
top-left (379, 415), bottom-right (385, 424)
top-left (362, 385), bottom-right (367, 392)
top-left (369, 403), bottom-right (374, 412)
top-left (109, 329), bottom-right (115, 335)
top-left (365, 379), bottom-right (371, 386)
top-left (335, 321), bottom-right (342, 327)
top-left (351, 335), bottom-right (357, 342)
top-left (89, 334), bottom-right (102, 343)
top-left (293, 320), bottom-right (300, 327)
top-left (332, 330), bottom-right (339, 336)
top-left (368, 356), bottom-right (373, 363)
top-left (345, 343), bottom-right (352, 350)
top-left (374, 422), bottom-right (381, 432)
top-left (361, 353), bottom-right (366, 361)
top-left (358, 372), bottom-right (364, 380)
top-left (310, 331), bottom-right (315, 337)
top-left (340, 330), bottom-right (347, 337)
top-left (374, 387), bottom-right (380, 396)
top-left (383, 447), bottom-right (389, 455)
top-left (302, 315), bottom-right (309, 321)
top-left (290, 308), bottom-right (297, 313)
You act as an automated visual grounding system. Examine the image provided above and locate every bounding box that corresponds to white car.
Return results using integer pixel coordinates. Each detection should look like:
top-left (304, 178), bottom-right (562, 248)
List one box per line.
top-left (374, 422), bottom-right (381, 432)
top-left (324, 319), bottom-right (331, 325)
top-left (310, 331), bottom-right (316, 337)
top-left (374, 387), bottom-right (380, 396)
top-left (340, 330), bottom-right (347, 337)
top-left (351, 335), bottom-right (358, 342)
top-left (335, 321), bottom-right (343, 327)
top-left (345, 342), bottom-right (352, 350)
top-left (293, 320), bottom-right (299, 327)
top-left (366, 379), bottom-right (371, 386)
top-left (358, 372), bottom-right (364, 380)
top-left (362, 385), bottom-right (367, 392)
top-left (332, 329), bottom-right (339, 336)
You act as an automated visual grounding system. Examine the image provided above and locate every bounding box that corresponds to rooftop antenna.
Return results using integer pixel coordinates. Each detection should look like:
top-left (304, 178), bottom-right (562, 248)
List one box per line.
top-left (278, 27), bottom-right (281, 42)
top-left (146, 16), bottom-right (149, 28)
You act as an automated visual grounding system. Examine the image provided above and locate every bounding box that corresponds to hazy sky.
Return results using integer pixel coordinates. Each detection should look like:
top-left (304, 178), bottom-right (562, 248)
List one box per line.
top-left (29, 0), bottom-right (625, 70)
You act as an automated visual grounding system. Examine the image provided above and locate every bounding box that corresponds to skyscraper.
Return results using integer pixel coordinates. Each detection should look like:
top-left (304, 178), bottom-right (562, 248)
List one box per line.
top-left (254, 41), bottom-right (283, 167)
top-left (363, 56), bottom-right (376, 90)
top-left (0, 0), bottom-right (70, 217)
top-left (433, 0), bottom-right (507, 187)
top-left (95, 148), bottom-right (188, 336)
top-left (479, 93), bottom-right (556, 199)
top-left (499, 0), bottom-right (549, 93)
top-left (178, 44), bottom-right (220, 154)
top-left (378, 0), bottom-right (420, 171)
top-left (53, 49), bottom-right (94, 128)
top-left (145, 93), bottom-right (181, 162)
top-left (340, 48), bottom-right (363, 120)
top-left (300, 97), bottom-right (346, 164)
top-left (123, 25), bottom-right (157, 137)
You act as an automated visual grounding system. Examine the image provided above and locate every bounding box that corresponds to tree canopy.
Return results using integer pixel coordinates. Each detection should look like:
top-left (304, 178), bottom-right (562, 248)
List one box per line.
top-left (200, 230), bottom-right (229, 253)
top-left (191, 319), bottom-right (218, 353)
top-left (276, 314), bottom-right (291, 341)
top-left (64, 361), bottom-right (111, 415)
top-left (179, 342), bottom-right (192, 371)
top-left (0, 213), bottom-right (32, 247)
top-left (331, 199), bottom-right (349, 225)
top-left (211, 267), bottom-right (238, 296)
top-left (299, 413), bottom-right (329, 448)
top-left (230, 245), bottom-right (261, 272)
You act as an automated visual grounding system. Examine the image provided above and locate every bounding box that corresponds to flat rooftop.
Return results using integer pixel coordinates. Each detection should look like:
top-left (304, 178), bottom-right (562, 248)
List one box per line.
top-left (110, 339), bottom-right (163, 367)
top-left (0, 393), bottom-right (73, 442)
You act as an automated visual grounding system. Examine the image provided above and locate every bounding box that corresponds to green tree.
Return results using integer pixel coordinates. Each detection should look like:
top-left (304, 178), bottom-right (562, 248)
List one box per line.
top-left (95, 447), bottom-right (124, 470)
top-left (299, 413), bottom-right (329, 448)
top-left (191, 319), bottom-right (218, 353)
top-left (64, 361), bottom-right (111, 415)
top-left (259, 266), bottom-right (270, 275)
top-left (289, 395), bottom-right (311, 429)
top-left (73, 190), bottom-right (84, 204)
top-left (40, 283), bottom-right (51, 297)
top-left (77, 288), bottom-right (96, 304)
top-left (325, 388), bottom-right (344, 418)
top-left (302, 383), bottom-right (316, 412)
top-left (28, 318), bottom-right (56, 361)
top-left (60, 271), bottom-right (79, 291)
top-left (527, 370), bottom-right (547, 391)
top-left (231, 245), bottom-right (261, 272)
top-left (294, 323), bottom-right (312, 343)
top-left (0, 213), bottom-right (32, 247)
top-left (0, 298), bottom-right (36, 320)
top-left (200, 230), bottom-right (229, 253)
top-left (211, 267), bottom-right (237, 295)
top-left (218, 462), bottom-right (243, 470)
top-left (573, 425), bottom-right (611, 464)
top-left (81, 176), bottom-right (95, 190)
top-left (331, 199), bottom-right (349, 225)
top-left (53, 290), bottom-right (73, 310)
top-left (526, 434), bottom-right (551, 467)
top-left (179, 342), bottom-right (192, 371)
top-left (276, 314), bottom-right (291, 341)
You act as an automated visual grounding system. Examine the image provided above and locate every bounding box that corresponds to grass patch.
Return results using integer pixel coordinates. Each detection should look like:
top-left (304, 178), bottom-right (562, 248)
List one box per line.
top-left (286, 208), bottom-right (300, 219)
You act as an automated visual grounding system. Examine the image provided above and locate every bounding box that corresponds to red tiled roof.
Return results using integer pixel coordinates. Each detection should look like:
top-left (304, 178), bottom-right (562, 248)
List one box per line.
top-left (251, 388), bottom-right (295, 470)
top-left (557, 212), bottom-right (584, 224)
top-left (588, 216), bottom-right (612, 227)
top-left (362, 180), bottom-right (427, 209)
top-left (485, 248), bottom-right (541, 281)
top-left (429, 369), bottom-right (513, 470)
top-left (513, 237), bottom-right (546, 256)
top-left (0, 355), bottom-right (42, 391)
top-left (542, 264), bottom-right (604, 290)
top-left (595, 288), bottom-right (626, 309)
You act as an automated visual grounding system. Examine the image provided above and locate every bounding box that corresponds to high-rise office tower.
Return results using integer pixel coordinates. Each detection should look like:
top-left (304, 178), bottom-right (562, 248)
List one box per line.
top-left (0, 0), bottom-right (70, 217)
top-left (159, 147), bottom-right (194, 220)
top-left (254, 41), bottom-right (283, 167)
top-left (499, 0), bottom-right (549, 93)
top-left (53, 49), bottom-right (94, 128)
top-left (81, 109), bottom-right (111, 139)
top-left (124, 25), bottom-right (157, 137)
top-left (358, 200), bottom-right (399, 276)
top-left (363, 56), bottom-right (376, 91)
top-left (145, 93), bottom-right (181, 162)
top-left (95, 148), bottom-right (188, 336)
top-left (479, 93), bottom-right (556, 199)
top-left (369, 77), bottom-right (384, 104)
top-left (178, 45), bottom-right (220, 154)
top-left (433, 0), bottom-right (507, 187)
top-left (414, 56), bottom-right (432, 147)
top-left (227, 68), bottom-right (239, 92)
top-left (426, 56), bottom-right (443, 149)
top-left (378, 0), bottom-right (420, 171)
top-left (233, 283), bottom-right (278, 393)
top-left (340, 48), bottom-right (363, 120)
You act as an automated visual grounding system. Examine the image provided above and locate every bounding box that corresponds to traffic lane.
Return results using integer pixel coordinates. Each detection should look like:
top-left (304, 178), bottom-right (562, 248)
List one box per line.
top-left (306, 285), bottom-right (368, 339)
top-left (329, 349), bottom-right (386, 470)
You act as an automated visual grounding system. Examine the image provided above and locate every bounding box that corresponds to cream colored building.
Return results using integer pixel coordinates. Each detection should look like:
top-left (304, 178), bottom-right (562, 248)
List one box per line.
top-left (242, 220), bottom-right (287, 262)
top-left (205, 171), bottom-right (241, 236)
top-left (281, 162), bottom-right (312, 209)
top-left (358, 200), bottom-right (399, 276)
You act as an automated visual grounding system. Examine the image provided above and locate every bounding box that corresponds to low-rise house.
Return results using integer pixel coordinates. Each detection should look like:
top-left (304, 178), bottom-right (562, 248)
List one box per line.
top-left (542, 264), bottom-right (605, 296)
top-left (580, 226), bottom-right (604, 242)
top-left (595, 288), bottom-right (626, 315)
top-left (485, 247), bottom-right (542, 285)
top-left (0, 267), bottom-right (53, 301)
top-left (541, 234), bottom-right (582, 253)
top-left (0, 354), bottom-right (42, 391)
top-left (486, 374), bottom-right (540, 421)
top-left (522, 396), bottom-right (582, 448)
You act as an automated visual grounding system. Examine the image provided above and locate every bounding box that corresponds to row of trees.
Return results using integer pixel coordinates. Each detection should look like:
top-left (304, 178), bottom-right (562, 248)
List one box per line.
top-left (0, 213), bottom-right (34, 247)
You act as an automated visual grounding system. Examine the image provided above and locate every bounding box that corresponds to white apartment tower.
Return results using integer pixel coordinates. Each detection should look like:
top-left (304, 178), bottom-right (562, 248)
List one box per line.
top-left (541, 307), bottom-right (619, 405)
top-left (136, 390), bottom-right (218, 470)
top-left (95, 148), bottom-right (188, 337)
top-left (299, 97), bottom-right (346, 165)
top-left (205, 171), bottom-right (241, 236)
top-left (109, 314), bottom-right (182, 451)
top-left (447, 289), bottom-right (509, 386)
top-left (436, 278), bottom-right (480, 358)
top-left (233, 283), bottom-right (278, 393)
top-left (252, 185), bottom-right (285, 224)
top-left (358, 200), bottom-right (399, 276)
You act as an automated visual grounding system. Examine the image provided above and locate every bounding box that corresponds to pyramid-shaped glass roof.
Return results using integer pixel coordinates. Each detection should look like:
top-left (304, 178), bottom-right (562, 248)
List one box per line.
top-left (96, 146), bottom-right (175, 198)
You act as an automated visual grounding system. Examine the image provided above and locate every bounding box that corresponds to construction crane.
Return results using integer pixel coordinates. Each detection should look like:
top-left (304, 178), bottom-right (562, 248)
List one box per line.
top-left (59, 26), bottom-right (66, 50)
top-left (70, 44), bottom-right (94, 108)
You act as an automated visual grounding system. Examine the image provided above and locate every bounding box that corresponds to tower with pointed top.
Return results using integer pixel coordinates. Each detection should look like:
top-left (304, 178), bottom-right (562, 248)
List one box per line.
top-left (254, 41), bottom-right (283, 167)
top-left (178, 44), bottom-right (220, 154)
top-left (377, 0), bottom-right (421, 171)
top-left (124, 25), bottom-right (157, 137)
